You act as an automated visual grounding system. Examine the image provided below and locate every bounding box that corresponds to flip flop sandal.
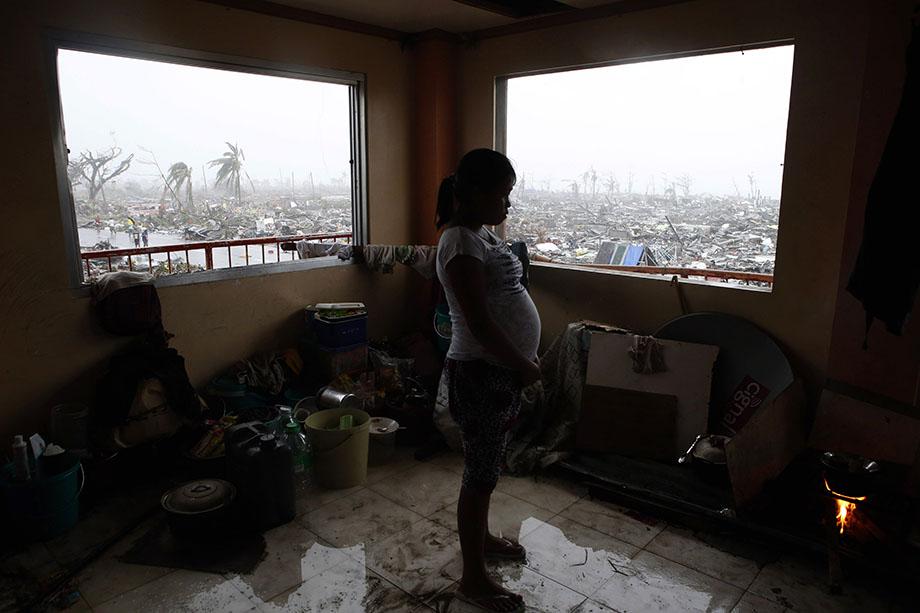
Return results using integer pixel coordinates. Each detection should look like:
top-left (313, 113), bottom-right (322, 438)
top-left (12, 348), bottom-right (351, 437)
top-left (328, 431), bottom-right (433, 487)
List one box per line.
top-left (453, 591), bottom-right (525, 613)
top-left (485, 536), bottom-right (527, 561)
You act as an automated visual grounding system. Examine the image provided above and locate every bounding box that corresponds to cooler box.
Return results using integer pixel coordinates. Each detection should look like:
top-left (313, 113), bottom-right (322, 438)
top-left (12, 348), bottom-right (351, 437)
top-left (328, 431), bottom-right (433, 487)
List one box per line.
top-left (305, 304), bottom-right (368, 348)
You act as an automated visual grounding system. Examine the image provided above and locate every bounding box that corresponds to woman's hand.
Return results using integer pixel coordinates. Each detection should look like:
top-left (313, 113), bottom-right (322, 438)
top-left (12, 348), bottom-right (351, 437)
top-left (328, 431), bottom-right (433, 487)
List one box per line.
top-left (520, 358), bottom-right (541, 386)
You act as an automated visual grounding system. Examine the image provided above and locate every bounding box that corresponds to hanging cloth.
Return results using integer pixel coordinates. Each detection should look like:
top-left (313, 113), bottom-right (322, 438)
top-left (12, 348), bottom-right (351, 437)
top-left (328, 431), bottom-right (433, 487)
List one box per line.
top-left (847, 23), bottom-right (920, 344)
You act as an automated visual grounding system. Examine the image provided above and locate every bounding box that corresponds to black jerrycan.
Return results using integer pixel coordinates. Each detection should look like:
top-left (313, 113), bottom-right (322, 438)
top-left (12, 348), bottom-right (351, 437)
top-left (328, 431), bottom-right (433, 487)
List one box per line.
top-left (225, 421), bottom-right (296, 531)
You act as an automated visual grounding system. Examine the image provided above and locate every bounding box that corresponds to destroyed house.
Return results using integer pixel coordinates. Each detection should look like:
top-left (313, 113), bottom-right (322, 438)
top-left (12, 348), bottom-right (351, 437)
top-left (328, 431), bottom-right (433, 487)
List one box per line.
top-left (594, 241), bottom-right (658, 266)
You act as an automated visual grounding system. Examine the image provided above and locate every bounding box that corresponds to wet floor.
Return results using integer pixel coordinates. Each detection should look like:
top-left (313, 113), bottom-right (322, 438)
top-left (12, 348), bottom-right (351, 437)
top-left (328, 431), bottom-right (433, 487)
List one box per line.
top-left (6, 448), bottom-right (903, 612)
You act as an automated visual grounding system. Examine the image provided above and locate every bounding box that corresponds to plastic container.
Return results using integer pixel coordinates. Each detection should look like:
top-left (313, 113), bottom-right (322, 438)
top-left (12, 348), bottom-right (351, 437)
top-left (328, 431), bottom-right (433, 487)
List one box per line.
top-left (225, 422), bottom-right (295, 531)
top-left (0, 456), bottom-right (83, 542)
top-left (310, 312), bottom-right (368, 348)
top-left (368, 417), bottom-right (399, 465)
top-left (304, 408), bottom-right (370, 489)
top-left (275, 405), bottom-right (294, 438)
top-left (11, 435), bottom-right (30, 481)
top-left (285, 422), bottom-right (312, 479)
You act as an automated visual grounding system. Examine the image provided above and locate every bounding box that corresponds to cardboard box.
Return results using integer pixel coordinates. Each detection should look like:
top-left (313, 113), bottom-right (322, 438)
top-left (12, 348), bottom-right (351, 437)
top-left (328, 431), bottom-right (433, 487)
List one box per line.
top-left (581, 330), bottom-right (719, 459)
top-left (577, 386), bottom-right (678, 460)
top-left (725, 379), bottom-right (807, 508)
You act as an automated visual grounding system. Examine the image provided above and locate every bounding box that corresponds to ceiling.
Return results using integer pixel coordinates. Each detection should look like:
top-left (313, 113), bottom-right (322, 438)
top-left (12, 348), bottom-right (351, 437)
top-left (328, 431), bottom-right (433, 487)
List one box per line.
top-left (267, 0), bottom-right (618, 34)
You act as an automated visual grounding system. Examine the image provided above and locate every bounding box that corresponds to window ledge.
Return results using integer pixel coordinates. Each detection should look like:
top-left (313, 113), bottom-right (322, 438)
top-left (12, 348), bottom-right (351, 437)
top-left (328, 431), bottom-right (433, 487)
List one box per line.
top-left (70, 256), bottom-right (352, 299)
top-left (529, 261), bottom-right (773, 294)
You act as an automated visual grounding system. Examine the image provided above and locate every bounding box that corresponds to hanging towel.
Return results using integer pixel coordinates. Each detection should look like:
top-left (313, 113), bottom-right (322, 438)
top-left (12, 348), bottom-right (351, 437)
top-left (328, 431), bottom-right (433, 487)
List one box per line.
top-left (848, 24), bottom-right (920, 341)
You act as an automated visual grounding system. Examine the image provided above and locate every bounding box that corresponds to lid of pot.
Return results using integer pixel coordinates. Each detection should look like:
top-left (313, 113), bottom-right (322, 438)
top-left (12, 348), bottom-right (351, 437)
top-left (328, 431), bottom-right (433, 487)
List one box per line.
top-left (369, 417), bottom-right (399, 434)
top-left (162, 479), bottom-right (236, 514)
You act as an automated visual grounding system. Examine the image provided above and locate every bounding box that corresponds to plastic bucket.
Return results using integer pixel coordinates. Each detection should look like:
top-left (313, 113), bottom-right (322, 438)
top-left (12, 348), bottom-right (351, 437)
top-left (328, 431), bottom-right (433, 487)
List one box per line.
top-left (368, 417), bottom-right (399, 466)
top-left (0, 458), bottom-right (83, 542)
top-left (305, 408), bottom-right (370, 489)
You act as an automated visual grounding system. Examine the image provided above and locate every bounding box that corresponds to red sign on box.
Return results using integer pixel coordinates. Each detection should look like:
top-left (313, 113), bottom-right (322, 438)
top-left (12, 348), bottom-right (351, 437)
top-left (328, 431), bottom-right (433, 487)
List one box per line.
top-left (720, 375), bottom-right (771, 436)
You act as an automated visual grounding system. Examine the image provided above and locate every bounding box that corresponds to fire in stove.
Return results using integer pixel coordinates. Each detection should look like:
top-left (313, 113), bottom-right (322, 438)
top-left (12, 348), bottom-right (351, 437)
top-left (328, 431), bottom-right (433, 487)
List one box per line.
top-left (823, 477), bottom-right (867, 534)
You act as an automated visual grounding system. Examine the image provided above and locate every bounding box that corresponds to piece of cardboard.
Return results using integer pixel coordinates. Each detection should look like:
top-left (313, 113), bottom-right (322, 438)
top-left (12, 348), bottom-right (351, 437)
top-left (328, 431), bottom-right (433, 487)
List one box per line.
top-left (577, 385), bottom-right (679, 460)
top-left (586, 331), bottom-right (719, 456)
top-left (725, 379), bottom-right (807, 508)
top-left (809, 389), bottom-right (920, 466)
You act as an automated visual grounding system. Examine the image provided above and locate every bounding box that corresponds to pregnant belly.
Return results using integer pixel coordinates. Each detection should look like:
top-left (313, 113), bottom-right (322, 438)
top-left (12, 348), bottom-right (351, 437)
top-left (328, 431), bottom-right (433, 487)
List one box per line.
top-left (491, 291), bottom-right (541, 359)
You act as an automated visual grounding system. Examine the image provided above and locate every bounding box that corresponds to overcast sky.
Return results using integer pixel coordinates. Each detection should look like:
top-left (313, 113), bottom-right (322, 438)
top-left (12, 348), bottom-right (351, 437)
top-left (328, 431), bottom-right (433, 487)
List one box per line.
top-left (506, 45), bottom-right (795, 199)
top-left (56, 49), bottom-right (352, 189)
top-left (58, 45), bottom-right (793, 199)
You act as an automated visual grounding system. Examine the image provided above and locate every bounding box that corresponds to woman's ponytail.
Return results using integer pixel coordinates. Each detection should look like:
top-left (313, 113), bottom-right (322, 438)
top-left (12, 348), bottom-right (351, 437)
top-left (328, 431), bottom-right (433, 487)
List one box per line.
top-left (435, 175), bottom-right (455, 229)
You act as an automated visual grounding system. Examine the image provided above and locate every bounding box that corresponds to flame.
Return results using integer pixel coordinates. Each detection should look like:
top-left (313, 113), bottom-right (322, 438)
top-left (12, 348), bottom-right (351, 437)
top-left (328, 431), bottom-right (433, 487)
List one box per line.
top-left (823, 478), bottom-right (866, 535)
top-left (835, 499), bottom-right (856, 534)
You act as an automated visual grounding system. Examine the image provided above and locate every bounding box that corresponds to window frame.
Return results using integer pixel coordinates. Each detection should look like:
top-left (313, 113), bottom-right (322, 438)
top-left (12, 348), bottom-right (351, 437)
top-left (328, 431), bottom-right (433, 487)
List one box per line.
top-left (44, 29), bottom-right (368, 289)
top-left (493, 39), bottom-right (795, 292)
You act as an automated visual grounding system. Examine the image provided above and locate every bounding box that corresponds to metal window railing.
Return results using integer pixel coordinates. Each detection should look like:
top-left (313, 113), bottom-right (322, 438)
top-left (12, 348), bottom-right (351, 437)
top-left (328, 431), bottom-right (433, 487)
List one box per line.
top-left (79, 232), bottom-right (352, 282)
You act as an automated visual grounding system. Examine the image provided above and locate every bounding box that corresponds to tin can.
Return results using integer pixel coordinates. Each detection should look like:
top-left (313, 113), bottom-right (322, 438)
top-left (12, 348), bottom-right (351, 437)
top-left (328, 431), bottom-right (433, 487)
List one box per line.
top-left (317, 387), bottom-right (361, 411)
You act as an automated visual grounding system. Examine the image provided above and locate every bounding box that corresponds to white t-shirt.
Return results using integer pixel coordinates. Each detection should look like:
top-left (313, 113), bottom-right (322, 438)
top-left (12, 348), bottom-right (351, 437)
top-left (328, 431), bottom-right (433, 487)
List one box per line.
top-left (436, 225), bottom-right (541, 363)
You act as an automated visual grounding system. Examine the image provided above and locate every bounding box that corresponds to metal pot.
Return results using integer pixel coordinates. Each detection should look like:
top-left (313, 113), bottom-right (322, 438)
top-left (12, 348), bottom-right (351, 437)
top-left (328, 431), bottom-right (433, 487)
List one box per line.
top-left (161, 479), bottom-right (237, 539)
top-left (682, 434), bottom-right (731, 485)
top-left (821, 451), bottom-right (881, 499)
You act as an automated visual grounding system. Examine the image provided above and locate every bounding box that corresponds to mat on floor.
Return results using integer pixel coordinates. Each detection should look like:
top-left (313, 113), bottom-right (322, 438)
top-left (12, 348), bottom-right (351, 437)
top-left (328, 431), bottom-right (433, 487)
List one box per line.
top-left (121, 518), bottom-right (266, 575)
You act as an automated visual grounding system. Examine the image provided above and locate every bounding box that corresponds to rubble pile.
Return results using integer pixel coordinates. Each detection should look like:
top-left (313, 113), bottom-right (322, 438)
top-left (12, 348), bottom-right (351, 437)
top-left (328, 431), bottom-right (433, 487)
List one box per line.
top-left (506, 189), bottom-right (779, 275)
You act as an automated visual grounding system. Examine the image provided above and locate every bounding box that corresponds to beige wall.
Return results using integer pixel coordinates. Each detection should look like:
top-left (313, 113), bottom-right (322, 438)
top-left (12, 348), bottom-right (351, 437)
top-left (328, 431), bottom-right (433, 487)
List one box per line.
top-left (459, 0), bottom-right (881, 399)
top-left (0, 0), bottom-right (414, 441)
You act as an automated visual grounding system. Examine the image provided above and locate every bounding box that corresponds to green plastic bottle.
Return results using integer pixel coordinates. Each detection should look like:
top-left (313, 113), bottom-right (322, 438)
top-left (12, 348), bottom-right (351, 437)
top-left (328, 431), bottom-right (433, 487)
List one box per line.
top-left (284, 421), bottom-right (313, 482)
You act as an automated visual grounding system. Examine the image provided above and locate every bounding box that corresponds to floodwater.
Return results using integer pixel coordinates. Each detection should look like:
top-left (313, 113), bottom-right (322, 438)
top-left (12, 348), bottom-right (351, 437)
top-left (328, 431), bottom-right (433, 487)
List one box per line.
top-left (78, 227), bottom-right (298, 274)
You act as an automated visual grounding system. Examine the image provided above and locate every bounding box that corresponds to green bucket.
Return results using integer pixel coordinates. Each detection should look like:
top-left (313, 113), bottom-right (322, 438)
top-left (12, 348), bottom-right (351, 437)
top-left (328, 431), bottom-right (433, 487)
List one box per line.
top-left (1, 458), bottom-right (83, 542)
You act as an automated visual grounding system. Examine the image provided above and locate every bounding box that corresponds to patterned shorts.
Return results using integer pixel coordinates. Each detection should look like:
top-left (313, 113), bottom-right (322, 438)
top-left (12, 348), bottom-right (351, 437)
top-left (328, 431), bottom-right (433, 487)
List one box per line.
top-left (445, 358), bottom-right (522, 493)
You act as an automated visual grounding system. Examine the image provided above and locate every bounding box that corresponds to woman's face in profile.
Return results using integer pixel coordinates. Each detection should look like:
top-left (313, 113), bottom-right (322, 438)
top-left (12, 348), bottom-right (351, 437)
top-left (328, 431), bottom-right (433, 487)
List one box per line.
top-left (470, 176), bottom-right (515, 226)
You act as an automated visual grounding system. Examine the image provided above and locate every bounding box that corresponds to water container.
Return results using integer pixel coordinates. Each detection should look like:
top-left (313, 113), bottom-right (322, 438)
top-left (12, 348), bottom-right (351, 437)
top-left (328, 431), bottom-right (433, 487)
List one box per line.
top-left (305, 408), bottom-right (370, 489)
top-left (225, 422), bottom-right (295, 531)
top-left (0, 456), bottom-right (83, 542)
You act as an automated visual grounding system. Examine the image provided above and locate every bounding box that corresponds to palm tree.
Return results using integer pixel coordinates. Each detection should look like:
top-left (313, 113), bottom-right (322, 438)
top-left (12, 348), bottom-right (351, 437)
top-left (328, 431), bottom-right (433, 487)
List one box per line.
top-left (166, 162), bottom-right (193, 212)
top-left (209, 142), bottom-right (251, 204)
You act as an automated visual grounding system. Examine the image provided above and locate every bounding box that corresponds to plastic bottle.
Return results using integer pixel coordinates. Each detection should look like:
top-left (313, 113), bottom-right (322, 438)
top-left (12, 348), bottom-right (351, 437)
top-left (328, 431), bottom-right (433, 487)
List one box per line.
top-left (284, 421), bottom-right (312, 483)
top-left (12, 435), bottom-right (31, 481)
top-left (275, 405), bottom-right (294, 437)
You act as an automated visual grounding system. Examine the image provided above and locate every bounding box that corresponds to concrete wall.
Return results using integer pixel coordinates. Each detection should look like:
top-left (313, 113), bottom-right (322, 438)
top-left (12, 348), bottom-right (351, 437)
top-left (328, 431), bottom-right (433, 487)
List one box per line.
top-left (458, 0), bottom-right (899, 402)
top-left (0, 0), bottom-right (414, 441)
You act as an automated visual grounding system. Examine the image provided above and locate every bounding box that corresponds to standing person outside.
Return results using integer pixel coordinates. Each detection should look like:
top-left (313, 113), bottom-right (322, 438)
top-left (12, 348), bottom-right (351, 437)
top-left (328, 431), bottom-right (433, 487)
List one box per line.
top-left (436, 149), bottom-right (541, 613)
top-left (142, 229), bottom-right (149, 248)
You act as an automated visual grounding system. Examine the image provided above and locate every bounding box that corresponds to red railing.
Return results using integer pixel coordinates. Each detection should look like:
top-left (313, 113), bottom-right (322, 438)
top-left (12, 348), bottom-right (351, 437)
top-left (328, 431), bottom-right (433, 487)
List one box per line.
top-left (80, 232), bottom-right (352, 280)
top-left (578, 263), bottom-right (774, 286)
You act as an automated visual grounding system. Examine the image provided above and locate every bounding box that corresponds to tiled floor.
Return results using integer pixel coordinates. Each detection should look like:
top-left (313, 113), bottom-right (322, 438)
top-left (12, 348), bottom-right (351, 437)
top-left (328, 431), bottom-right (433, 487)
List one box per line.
top-left (5, 448), bottom-right (904, 612)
